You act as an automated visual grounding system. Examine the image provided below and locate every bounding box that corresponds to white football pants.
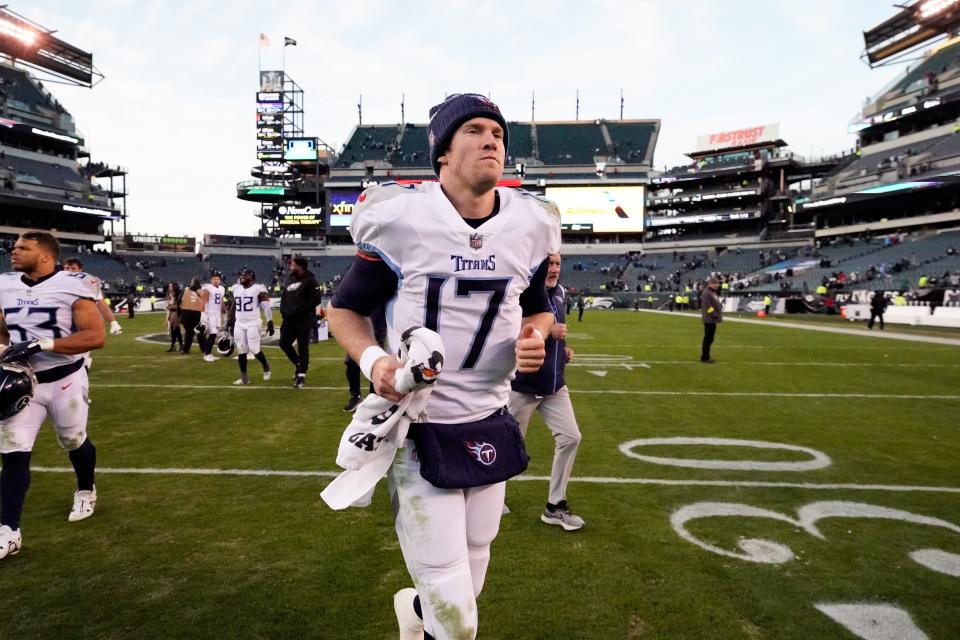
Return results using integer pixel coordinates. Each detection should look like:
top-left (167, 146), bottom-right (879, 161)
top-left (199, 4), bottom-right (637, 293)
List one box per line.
top-left (0, 367), bottom-right (90, 453)
top-left (233, 323), bottom-right (262, 355)
top-left (388, 444), bottom-right (504, 640)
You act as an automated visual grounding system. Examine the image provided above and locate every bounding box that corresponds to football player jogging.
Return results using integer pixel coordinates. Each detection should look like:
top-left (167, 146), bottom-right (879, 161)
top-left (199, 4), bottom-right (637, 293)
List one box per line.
top-left (0, 232), bottom-right (106, 560)
top-left (200, 273), bottom-right (225, 362)
top-left (328, 93), bottom-right (560, 640)
top-left (508, 253), bottom-right (585, 531)
top-left (227, 269), bottom-right (273, 385)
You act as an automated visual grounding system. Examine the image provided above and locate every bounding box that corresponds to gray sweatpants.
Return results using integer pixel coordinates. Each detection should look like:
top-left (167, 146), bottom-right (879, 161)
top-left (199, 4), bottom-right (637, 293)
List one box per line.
top-left (508, 386), bottom-right (582, 505)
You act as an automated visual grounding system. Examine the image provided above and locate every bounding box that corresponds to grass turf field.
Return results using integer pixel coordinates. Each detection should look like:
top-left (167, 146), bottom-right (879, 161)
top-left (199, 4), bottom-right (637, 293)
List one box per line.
top-left (4, 309), bottom-right (960, 639)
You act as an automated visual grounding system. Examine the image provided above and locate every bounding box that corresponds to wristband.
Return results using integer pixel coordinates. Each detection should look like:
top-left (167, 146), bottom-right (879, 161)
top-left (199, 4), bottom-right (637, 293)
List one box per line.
top-left (359, 345), bottom-right (389, 381)
top-left (39, 338), bottom-right (55, 351)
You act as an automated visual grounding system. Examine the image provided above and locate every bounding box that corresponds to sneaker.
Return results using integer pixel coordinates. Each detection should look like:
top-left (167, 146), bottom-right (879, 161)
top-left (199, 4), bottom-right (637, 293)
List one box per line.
top-left (541, 500), bottom-right (585, 531)
top-left (233, 375), bottom-right (250, 385)
top-left (68, 486), bottom-right (97, 522)
top-left (203, 354), bottom-right (216, 362)
top-left (294, 374), bottom-right (305, 389)
top-left (700, 358), bottom-right (716, 364)
top-left (342, 395), bottom-right (362, 412)
top-left (263, 369), bottom-right (272, 381)
top-left (393, 588), bottom-right (424, 640)
top-left (0, 525), bottom-right (21, 559)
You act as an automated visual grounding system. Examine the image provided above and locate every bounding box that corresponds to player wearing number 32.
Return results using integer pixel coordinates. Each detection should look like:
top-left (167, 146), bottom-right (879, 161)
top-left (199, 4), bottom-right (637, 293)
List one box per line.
top-left (0, 232), bottom-right (106, 561)
top-left (327, 93), bottom-right (560, 640)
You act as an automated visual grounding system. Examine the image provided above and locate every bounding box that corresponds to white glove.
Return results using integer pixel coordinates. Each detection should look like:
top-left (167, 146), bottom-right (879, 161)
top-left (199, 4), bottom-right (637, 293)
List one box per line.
top-left (109, 320), bottom-right (123, 335)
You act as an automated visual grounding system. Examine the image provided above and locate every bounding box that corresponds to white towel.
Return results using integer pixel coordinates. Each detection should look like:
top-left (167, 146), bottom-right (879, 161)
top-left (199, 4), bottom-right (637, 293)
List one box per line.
top-left (320, 328), bottom-right (443, 510)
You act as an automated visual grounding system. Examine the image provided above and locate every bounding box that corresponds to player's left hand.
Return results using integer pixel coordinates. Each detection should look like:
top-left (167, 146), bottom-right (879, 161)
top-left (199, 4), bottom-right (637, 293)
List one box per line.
top-left (564, 346), bottom-right (574, 363)
top-left (0, 339), bottom-right (43, 363)
top-left (109, 320), bottom-right (123, 335)
top-left (549, 322), bottom-right (567, 340)
top-left (515, 324), bottom-right (545, 373)
top-left (267, 320), bottom-right (275, 336)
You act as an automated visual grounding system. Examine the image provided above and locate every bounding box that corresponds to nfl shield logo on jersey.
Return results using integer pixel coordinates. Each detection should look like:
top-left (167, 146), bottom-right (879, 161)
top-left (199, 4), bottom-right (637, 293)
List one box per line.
top-left (465, 440), bottom-right (496, 466)
top-left (469, 233), bottom-right (483, 251)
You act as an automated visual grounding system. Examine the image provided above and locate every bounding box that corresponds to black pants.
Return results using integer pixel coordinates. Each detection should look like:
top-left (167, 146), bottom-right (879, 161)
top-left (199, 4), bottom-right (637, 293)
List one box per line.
top-left (344, 356), bottom-right (375, 398)
top-left (280, 317), bottom-right (312, 375)
top-left (180, 310), bottom-right (201, 353)
top-left (868, 311), bottom-right (884, 330)
top-left (701, 323), bottom-right (717, 361)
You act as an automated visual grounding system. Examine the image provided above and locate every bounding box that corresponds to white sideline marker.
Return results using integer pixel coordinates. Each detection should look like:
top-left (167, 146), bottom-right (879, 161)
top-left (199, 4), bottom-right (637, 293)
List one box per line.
top-left (28, 466), bottom-right (960, 494)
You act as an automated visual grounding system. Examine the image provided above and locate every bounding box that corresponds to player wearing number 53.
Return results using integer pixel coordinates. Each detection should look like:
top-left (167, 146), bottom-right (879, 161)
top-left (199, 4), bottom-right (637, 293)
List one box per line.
top-left (327, 94), bottom-right (561, 640)
top-left (0, 231), bottom-right (107, 561)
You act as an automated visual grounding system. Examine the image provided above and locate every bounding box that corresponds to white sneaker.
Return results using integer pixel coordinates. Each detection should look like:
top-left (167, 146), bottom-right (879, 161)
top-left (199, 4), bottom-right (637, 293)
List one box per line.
top-left (0, 525), bottom-right (22, 559)
top-left (68, 486), bottom-right (97, 522)
top-left (394, 588), bottom-right (424, 640)
top-left (233, 376), bottom-right (250, 385)
top-left (203, 354), bottom-right (216, 362)
top-left (263, 369), bottom-right (272, 381)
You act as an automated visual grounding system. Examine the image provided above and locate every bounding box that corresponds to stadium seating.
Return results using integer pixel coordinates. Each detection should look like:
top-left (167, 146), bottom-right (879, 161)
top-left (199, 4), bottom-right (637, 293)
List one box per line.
top-left (0, 64), bottom-right (56, 114)
top-left (5, 155), bottom-right (86, 193)
top-left (208, 254), bottom-right (279, 283)
top-left (336, 125), bottom-right (402, 167)
top-left (888, 41), bottom-right (960, 96)
top-left (535, 123), bottom-right (604, 165)
top-left (605, 122), bottom-right (656, 163)
top-left (390, 123), bottom-right (430, 166)
top-left (308, 255), bottom-right (355, 286)
top-left (507, 123), bottom-right (534, 162)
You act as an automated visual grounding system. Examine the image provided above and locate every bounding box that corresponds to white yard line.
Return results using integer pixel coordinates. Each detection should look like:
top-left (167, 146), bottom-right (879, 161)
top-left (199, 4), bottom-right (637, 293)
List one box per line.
top-left (29, 465), bottom-right (960, 494)
top-left (91, 383), bottom-right (960, 399)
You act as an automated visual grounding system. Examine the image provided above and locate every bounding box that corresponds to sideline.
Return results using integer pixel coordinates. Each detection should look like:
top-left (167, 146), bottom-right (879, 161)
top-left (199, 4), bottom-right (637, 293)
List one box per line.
top-left (638, 309), bottom-right (960, 347)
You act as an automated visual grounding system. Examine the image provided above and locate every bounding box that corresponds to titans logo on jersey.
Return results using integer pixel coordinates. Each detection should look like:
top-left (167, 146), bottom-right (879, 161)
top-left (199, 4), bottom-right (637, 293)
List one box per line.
top-left (0, 271), bottom-right (98, 372)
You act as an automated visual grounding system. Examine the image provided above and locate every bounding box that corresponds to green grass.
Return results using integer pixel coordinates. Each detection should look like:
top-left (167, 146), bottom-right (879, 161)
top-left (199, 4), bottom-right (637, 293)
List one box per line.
top-left (6, 310), bottom-right (960, 639)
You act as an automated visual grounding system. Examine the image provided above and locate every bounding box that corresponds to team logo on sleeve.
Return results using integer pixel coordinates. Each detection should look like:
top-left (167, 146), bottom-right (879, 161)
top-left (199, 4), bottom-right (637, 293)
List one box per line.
top-left (469, 233), bottom-right (483, 250)
top-left (465, 441), bottom-right (496, 466)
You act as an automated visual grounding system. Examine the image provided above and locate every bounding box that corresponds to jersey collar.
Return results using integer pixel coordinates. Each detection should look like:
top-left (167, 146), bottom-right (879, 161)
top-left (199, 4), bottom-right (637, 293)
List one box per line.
top-left (20, 270), bottom-right (59, 288)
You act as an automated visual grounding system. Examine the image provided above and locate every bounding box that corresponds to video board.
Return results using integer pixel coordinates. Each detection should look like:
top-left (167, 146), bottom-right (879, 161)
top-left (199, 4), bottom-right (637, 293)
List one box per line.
top-left (327, 188), bottom-right (363, 230)
top-left (544, 186), bottom-right (645, 233)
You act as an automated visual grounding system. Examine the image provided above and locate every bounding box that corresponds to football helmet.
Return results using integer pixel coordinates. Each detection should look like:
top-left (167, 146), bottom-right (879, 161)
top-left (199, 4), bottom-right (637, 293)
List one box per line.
top-left (216, 333), bottom-right (235, 357)
top-left (0, 362), bottom-right (38, 422)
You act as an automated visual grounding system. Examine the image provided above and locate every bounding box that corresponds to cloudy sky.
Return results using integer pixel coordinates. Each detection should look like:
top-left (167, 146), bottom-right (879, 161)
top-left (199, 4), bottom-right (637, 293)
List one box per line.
top-left (23, 0), bottom-right (907, 238)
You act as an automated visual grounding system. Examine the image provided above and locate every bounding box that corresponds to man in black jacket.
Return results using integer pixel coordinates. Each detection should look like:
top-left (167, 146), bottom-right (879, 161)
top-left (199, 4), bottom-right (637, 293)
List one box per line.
top-left (279, 256), bottom-right (322, 388)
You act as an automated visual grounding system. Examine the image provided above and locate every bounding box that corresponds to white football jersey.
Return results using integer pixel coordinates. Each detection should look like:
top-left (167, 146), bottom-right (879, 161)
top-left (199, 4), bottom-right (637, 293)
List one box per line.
top-left (202, 283), bottom-right (225, 317)
top-left (351, 181), bottom-right (561, 423)
top-left (231, 283), bottom-right (268, 325)
top-left (0, 270), bottom-right (99, 372)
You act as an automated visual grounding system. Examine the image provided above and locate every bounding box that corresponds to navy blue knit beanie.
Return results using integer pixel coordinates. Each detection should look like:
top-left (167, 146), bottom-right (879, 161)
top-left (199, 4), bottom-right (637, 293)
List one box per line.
top-left (428, 93), bottom-right (509, 175)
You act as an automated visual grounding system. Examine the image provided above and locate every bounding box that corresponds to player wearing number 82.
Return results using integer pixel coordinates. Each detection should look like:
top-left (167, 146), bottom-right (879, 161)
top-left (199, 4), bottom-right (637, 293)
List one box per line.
top-left (327, 93), bottom-right (561, 640)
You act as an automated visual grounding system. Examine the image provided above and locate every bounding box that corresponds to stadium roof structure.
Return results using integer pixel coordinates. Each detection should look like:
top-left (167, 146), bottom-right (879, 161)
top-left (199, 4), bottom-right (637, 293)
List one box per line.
top-left (863, 0), bottom-right (960, 67)
top-left (0, 6), bottom-right (100, 86)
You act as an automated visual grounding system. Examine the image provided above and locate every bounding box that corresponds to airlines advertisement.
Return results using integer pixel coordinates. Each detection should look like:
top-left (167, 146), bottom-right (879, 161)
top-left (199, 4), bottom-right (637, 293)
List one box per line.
top-left (544, 186), bottom-right (645, 233)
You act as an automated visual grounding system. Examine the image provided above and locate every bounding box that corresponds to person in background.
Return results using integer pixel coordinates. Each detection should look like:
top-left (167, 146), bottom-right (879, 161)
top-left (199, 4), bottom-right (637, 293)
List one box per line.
top-left (868, 289), bottom-right (888, 330)
top-left (279, 256), bottom-right (322, 389)
top-left (165, 282), bottom-right (183, 352)
top-left (700, 277), bottom-right (722, 364)
top-left (178, 278), bottom-right (204, 354)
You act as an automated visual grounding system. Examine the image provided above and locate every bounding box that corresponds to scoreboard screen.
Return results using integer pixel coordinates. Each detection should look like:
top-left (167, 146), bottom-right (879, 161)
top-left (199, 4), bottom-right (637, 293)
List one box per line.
top-left (544, 186), bottom-right (645, 233)
top-left (285, 138), bottom-right (318, 161)
top-left (328, 188), bottom-right (362, 228)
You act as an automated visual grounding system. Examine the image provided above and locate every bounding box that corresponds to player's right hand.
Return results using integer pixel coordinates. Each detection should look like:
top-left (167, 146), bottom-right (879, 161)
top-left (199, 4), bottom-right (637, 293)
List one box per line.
top-left (550, 322), bottom-right (567, 340)
top-left (370, 355), bottom-right (404, 402)
top-left (0, 339), bottom-right (42, 363)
